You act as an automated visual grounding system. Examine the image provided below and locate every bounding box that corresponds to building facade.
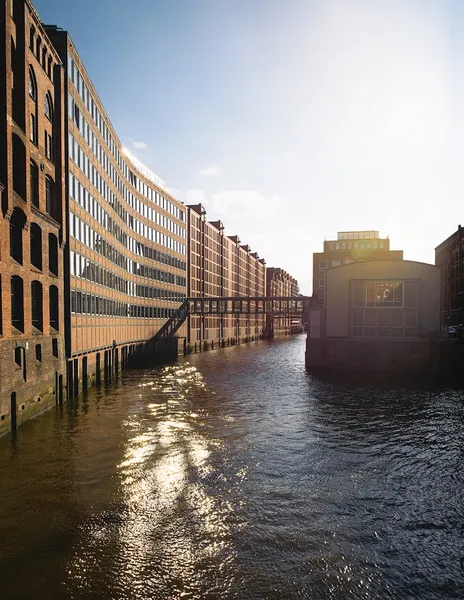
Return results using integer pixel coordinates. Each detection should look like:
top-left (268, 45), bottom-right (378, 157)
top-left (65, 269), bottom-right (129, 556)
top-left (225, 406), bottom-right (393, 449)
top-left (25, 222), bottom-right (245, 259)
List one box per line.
top-left (187, 204), bottom-right (266, 349)
top-left (306, 260), bottom-right (442, 376)
top-left (45, 27), bottom-right (188, 395)
top-left (313, 231), bottom-right (403, 306)
top-left (266, 267), bottom-right (301, 335)
top-left (0, 0), bottom-right (67, 434)
top-left (435, 225), bottom-right (464, 326)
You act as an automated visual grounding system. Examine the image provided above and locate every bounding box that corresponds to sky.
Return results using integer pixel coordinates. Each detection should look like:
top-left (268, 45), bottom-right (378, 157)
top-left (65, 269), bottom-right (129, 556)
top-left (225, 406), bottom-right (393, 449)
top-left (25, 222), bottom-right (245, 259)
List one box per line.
top-left (35, 0), bottom-right (464, 294)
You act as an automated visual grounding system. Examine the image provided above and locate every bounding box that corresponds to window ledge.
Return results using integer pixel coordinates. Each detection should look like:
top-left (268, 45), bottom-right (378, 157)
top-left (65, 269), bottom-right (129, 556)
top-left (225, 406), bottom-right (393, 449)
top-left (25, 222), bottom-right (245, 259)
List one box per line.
top-left (30, 265), bottom-right (42, 274)
top-left (11, 327), bottom-right (25, 336)
top-left (32, 327), bottom-right (43, 335)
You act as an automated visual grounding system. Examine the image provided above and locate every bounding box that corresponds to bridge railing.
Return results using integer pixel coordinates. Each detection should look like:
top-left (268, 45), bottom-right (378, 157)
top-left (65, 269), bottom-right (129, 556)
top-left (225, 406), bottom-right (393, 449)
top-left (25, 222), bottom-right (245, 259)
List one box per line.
top-left (153, 296), bottom-right (313, 340)
top-left (187, 296), bottom-right (308, 316)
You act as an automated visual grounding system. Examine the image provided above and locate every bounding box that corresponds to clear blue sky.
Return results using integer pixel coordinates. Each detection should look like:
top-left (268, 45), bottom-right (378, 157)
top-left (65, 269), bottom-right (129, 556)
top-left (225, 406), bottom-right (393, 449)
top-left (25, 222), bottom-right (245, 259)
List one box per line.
top-left (35, 0), bottom-right (464, 294)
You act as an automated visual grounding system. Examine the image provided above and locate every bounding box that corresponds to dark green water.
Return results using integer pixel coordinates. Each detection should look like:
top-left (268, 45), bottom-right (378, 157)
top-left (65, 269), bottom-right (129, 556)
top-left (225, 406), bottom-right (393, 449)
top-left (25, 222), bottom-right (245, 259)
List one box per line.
top-left (1, 335), bottom-right (463, 599)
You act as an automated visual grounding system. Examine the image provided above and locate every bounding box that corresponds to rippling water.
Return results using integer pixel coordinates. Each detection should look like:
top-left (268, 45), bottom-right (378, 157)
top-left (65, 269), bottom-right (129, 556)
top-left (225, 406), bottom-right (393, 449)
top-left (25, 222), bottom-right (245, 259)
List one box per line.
top-left (1, 335), bottom-right (464, 599)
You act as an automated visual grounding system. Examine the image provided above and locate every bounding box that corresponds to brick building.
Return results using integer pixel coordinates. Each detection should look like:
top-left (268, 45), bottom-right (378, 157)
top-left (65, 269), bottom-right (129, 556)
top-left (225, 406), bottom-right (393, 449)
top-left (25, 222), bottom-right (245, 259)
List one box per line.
top-left (0, 0), bottom-right (67, 434)
top-left (187, 204), bottom-right (266, 348)
top-left (45, 26), bottom-right (188, 395)
top-left (266, 267), bottom-right (301, 335)
top-left (313, 231), bottom-right (403, 306)
top-left (435, 225), bottom-right (464, 325)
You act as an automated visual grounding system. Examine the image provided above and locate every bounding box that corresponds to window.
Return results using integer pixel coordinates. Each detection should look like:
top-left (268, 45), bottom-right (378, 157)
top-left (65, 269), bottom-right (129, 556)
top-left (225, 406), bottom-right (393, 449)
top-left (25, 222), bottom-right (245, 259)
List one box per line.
top-left (45, 131), bottom-right (53, 161)
top-left (11, 276), bottom-right (24, 332)
top-left (350, 280), bottom-right (418, 338)
top-left (44, 93), bottom-right (53, 121)
top-left (319, 279), bottom-right (325, 289)
top-left (10, 208), bottom-right (26, 264)
top-left (332, 260), bottom-right (341, 267)
top-left (36, 344), bottom-right (42, 362)
top-left (319, 261), bottom-right (328, 270)
top-left (49, 285), bottom-right (59, 330)
top-left (28, 67), bottom-right (37, 100)
top-left (31, 281), bottom-right (43, 331)
top-left (52, 338), bottom-right (58, 358)
top-left (29, 27), bottom-right (35, 51)
top-left (366, 282), bottom-right (403, 308)
top-left (30, 160), bottom-right (39, 206)
top-left (30, 223), bottom-right (42, 270)
top-left (48, 233), bottom-right (58, 275)
top-left (45, 176), bottom-right (57, 220)
top-left (12, 134), bottom-right (26, 198)
top-left (74, 103), bottom-right (80, 128)
top-left (30, 113), bottom-right (37, 145)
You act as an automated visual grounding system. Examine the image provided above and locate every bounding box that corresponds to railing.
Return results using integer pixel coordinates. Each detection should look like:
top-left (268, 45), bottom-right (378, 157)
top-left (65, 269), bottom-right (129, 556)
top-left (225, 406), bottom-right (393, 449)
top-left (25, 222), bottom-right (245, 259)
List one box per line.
top-left (153, 296), bottom-right (312, 340)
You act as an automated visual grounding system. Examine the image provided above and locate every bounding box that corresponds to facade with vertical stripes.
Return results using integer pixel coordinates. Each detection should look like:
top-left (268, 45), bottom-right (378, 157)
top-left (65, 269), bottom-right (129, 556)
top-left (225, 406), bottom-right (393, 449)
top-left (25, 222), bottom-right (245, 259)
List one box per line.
top-left (45, 27), bottom-right (188, 394)
top-left (187, 204), bottom-right (266, 349)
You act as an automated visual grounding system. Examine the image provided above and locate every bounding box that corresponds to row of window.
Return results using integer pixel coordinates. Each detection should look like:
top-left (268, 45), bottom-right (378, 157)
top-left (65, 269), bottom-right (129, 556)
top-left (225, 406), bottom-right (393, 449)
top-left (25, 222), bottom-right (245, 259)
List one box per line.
top-left (71, 291), bottom-right (177, 319)
top-left (29, 67), bottom-right (54, 161)
top-left (67, 56), bottom-right (184, 219)
top-left (29, 27), bottom-right (54, 80)
top-left (319, 259), bottom-right (355, 271)
top-left (9, 207), bottom-right (59, 274)
top-left (70, 213), bottom-right (185, 289)
top-left (68, 135), bottom-right (185, 255)
top-left (69, 173), bottom-right (186, 269)
top-left (69, 96), bottom-right (185, 237)
top-left (9, 276), bottom-right (59, 333)
top-left (327, 241), bottom-right (385, 251)
top-left (70, 250), bottom-right (186, 303)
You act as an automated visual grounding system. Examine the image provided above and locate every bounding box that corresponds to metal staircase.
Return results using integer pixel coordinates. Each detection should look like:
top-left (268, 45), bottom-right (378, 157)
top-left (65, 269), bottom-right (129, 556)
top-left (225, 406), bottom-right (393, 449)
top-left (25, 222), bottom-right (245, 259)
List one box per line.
top-left (153, 300), bottom-right (189, 340)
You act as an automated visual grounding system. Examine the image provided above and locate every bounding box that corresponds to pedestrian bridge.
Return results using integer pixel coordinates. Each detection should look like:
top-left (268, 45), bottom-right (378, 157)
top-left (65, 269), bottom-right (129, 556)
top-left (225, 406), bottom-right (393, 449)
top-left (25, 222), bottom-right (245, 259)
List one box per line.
top-left (154, 296), bottom-right (311, 340)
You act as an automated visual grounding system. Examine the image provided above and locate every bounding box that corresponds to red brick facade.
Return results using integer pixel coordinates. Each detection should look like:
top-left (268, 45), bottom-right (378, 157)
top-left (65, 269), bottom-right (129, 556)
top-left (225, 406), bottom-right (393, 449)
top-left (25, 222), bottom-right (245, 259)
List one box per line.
top-left (0, 0), bottom-right (66, 434)
top-left (435, 225), bottom-right (464, 325)
top-left (187, 204), bottom-right (266, 349)
top-left (266, 267), bottom-right (300, 335)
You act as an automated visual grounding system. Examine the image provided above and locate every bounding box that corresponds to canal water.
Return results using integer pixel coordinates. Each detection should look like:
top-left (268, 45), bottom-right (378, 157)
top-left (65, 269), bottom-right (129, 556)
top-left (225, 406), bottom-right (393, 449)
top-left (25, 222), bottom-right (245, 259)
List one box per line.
top-left (1, 335), bottom-right (464, 600)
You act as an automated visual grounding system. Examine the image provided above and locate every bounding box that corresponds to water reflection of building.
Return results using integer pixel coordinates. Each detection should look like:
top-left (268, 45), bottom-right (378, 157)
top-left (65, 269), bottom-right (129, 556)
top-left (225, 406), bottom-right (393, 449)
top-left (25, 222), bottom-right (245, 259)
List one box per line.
top-left (306, 260), bottom-right (441, 376)
top-left (435, 224), bottom-right (464, 325)
top-left (0, 0), bottom-right (67, 434)
top-left (187, 204), bottom-right (266, 348)
top-left (312, 231), bottom-right (403, 306)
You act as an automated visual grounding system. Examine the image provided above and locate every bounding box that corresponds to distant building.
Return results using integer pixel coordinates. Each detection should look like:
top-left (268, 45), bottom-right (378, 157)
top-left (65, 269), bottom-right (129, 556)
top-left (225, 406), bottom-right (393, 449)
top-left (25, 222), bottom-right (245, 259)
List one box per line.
top-left (435, 224), bottom-right (464, 325)
top-left (306, 260), bottom-right (442, 376)
top-left (313, 231), bottom-right (403, 305)
top-left (187, 204), bottom-right (266, 348)
top-left (266, 267), bottom-right (301, 335)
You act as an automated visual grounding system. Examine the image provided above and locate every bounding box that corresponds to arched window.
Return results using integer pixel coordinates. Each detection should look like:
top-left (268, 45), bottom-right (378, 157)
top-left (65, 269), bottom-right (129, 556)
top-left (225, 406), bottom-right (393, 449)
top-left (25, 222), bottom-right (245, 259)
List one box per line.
top-left (49, 285), bottom-right (59, 330)
top-left (28, 66), bottom-right (36, 100)
top-left (11, 276), bottom-right (24, 332)
top-left (48, 233), bottom-right (59, 275)
top-left (12, 134), bottom-right (26, 198)
top-left (29, 26), bottom-right (35, 51)
top-left (29, 67), bottom-right (38, 144)
top-left (31, 281), bottom-right (43, 331)
top-left (30, 223), bottom-right (42, 270)
top-left (30, 159), bottom-right (39, 207)
top-left (44, 92), bottom-right (53, 121)
top-left (10, 207), bottom-right (26, 264)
